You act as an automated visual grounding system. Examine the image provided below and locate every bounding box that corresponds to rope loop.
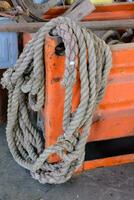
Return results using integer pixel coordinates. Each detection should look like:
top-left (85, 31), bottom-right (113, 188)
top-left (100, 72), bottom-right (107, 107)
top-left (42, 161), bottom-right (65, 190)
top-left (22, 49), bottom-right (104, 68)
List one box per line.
top-left (1, 16), bottom-right (112, 184)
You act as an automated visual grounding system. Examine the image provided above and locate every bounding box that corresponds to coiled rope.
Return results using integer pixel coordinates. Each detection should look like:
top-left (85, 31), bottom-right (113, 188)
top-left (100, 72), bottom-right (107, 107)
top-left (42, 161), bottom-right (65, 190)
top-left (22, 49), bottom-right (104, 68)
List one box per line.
top-left (1, 17), bottom-right (112, 184)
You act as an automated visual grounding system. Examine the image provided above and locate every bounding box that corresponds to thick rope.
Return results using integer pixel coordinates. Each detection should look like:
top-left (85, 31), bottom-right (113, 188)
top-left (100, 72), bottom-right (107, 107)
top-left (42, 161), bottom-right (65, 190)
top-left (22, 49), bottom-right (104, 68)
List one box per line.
top-left (1, 16), bottom-right (112, 184)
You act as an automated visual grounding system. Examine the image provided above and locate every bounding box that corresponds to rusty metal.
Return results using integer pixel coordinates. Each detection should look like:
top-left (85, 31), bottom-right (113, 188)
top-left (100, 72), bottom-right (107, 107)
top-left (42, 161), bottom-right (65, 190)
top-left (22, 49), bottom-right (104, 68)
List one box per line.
top-left (11, 0), bottom-right (61, 21)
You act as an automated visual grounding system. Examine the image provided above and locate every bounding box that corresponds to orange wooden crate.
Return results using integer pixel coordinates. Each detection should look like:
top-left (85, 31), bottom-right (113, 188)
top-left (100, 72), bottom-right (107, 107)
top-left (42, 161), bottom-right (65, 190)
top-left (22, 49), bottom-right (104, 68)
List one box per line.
top-left (23, 3), bottom-right (134, 45)
top-left (44, 2), bottom-right (134, 21)
top-left (23, 3), bottom-right (134, 171)
top-left (44, 37), bottom-right (134, 170)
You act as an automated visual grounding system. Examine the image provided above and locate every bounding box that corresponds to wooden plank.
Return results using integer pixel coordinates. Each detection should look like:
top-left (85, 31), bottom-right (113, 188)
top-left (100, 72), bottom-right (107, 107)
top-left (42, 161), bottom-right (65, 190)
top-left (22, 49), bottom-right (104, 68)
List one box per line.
top-left (0, 19), bottom-right (134, 32)
top-left (64, 0), bottom-right (95, 21)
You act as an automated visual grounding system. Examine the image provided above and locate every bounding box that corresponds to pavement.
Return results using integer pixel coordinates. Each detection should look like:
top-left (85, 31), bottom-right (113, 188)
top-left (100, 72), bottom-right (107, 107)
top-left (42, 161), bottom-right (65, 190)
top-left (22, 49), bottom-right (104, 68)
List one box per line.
top-left (0, 124), bottom-right (134, 200)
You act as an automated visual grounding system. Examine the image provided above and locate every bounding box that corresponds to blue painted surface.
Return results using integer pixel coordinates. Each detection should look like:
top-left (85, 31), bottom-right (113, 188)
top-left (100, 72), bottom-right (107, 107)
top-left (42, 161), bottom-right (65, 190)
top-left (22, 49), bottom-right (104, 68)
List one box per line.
top-left (0, 18), bottom-right (18, 68)
top-left (34, 0), bottom-right (46, 3)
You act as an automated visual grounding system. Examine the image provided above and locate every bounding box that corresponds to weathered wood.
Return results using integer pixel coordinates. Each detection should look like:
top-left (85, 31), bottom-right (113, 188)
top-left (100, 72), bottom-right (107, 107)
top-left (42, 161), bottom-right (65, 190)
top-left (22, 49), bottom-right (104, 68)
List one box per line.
top-left (0, 11), bottom-right (13, 18)
top-left (82, 19), bottom-right (134, 30)
top-left (64, 0), bottom-right (95, 21)
top-left (0, 19), bottom-right (134, 32)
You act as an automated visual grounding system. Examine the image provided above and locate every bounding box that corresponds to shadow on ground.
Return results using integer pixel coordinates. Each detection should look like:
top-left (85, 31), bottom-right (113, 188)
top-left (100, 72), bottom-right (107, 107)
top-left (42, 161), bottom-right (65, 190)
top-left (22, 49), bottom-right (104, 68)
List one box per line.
top-left (0, 125), bottom-right (134, 200)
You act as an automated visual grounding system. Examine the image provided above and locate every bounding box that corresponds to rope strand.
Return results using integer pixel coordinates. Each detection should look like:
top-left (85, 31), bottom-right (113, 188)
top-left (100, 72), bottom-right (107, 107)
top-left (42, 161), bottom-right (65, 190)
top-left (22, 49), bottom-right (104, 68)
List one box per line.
top-left (1, 17), bottom-right (112, 184)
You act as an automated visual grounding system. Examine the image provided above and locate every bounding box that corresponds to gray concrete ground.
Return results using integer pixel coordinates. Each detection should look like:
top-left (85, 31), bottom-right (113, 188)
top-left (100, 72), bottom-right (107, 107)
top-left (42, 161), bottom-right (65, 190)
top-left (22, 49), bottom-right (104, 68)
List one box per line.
top-left (0, 124), bottom-right (134, 200)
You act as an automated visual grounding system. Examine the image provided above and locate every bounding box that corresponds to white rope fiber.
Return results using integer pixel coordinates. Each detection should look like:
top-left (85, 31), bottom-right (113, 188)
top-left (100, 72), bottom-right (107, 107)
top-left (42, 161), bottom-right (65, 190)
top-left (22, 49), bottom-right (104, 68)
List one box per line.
top-left (1, 17), bottom-right (112, 184)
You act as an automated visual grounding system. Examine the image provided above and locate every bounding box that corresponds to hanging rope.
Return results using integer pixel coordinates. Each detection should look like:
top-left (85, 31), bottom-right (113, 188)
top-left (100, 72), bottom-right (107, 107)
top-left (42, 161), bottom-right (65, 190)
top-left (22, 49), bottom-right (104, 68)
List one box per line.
top-left (1, 16), bottom-right (112, 184)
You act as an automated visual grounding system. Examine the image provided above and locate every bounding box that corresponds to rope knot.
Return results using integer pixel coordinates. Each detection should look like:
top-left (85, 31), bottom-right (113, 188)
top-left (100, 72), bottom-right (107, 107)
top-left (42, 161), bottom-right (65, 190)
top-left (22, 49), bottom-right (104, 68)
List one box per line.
top-left (3, 16), bottom-right (112, 184)
top-left (1, 68), bottom-right (14, 90)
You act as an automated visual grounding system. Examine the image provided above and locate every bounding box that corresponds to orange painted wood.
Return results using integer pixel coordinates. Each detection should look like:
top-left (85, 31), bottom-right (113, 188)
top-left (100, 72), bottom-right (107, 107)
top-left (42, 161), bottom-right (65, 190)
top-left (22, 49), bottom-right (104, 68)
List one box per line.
top-left (44, 38), bottom-right (134, 149)
top-left (23, 33), bottom-right (32, 46)
top-left (74, 154), bottom-right (134, 173)
top-left (82, 154), bottom-right (134, 172)
top-left (43, 38), bottom-right (134, 168)
top-left (24, 35), bottom-right (134, 170)
top-left (23, 3), bottom-right (134, 170)
top-left (23, 3), bottom-right (134, 43)
top-left (44, 3), bottom-right (134, 21)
